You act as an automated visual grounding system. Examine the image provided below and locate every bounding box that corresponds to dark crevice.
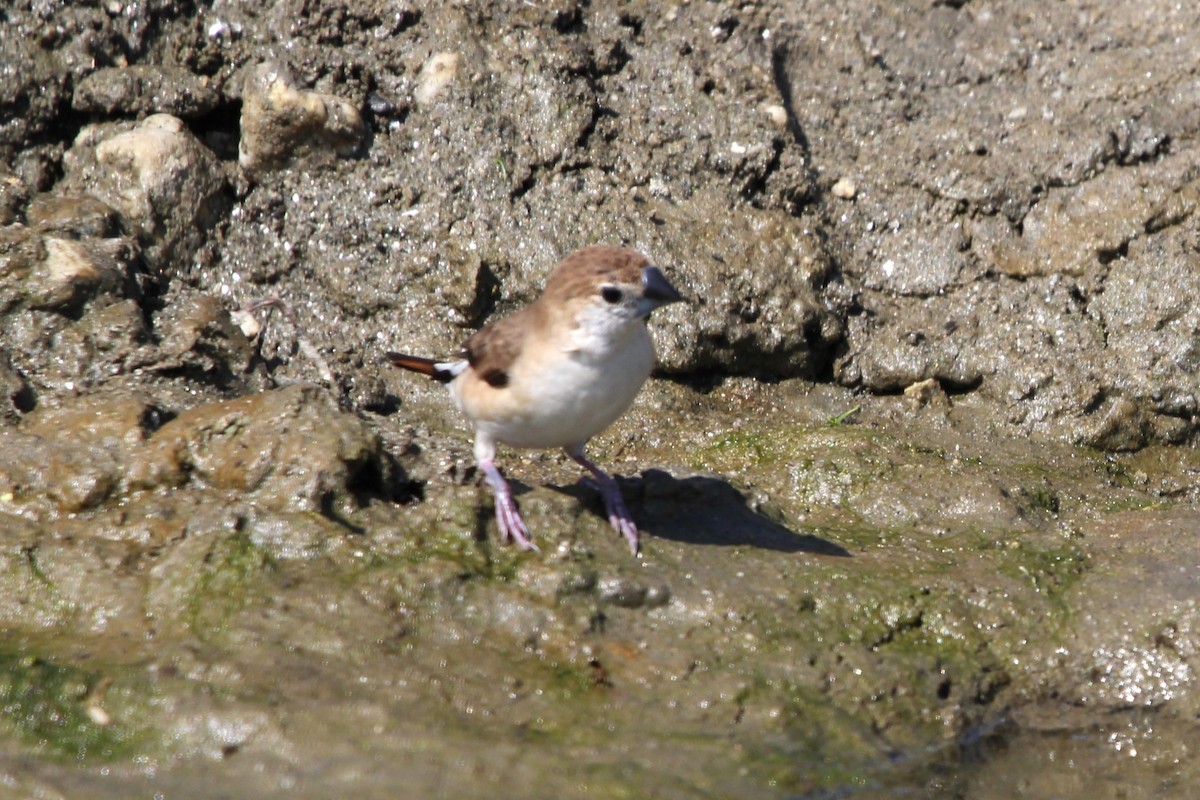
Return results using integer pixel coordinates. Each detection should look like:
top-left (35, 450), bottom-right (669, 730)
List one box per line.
top-left (738, 138), bottom-right (784, 206)
top-left (148, 361), bottom-right (257, 393)
top-left (10, 380), bottom-right (37, 414)
top-left (551, 4), bottom-right (584, 34)
top-left (319, 492), bottom-right (366, 535)
top-left (617, 12), bottom-right (644, 38)
top-left (940, 374), bottom-right (983, 395)
top-left (972, 668), bottom-right (1011, 706)
top-left (188, 99), bottom-right (246, 161)
top-left (571, 103), bottom-right (606, 153)
top-left (460, 261), bottom-right (501, 330)
top-left (509, 170), bottom-right (538, 201)
top-left (1081, 386), bottom-right (1109, 415)
top-left (862, 374), bottom-right (983, 398)
top-left (138, 403), bottom-right (174, 435)
top-left (869, 609), bottom-right (925, 650)
top-left (768, 43), bottom-right (811, 151)
top-left (1096, 241), bottom-right (1129, 265)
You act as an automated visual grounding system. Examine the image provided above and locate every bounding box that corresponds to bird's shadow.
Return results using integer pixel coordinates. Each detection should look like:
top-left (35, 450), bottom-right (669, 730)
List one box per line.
top-left (560, 468), bottom-right (851, 556)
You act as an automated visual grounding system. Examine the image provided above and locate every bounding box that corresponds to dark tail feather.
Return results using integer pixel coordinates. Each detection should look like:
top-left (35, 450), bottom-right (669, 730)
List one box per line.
top-left (386, 352), bottom-right (455, 383)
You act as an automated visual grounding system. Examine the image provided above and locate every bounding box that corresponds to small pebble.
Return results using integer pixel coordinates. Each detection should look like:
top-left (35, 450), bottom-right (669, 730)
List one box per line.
top-left (761, 103), bottom-right (788, 129)
top-left (367, 93), bottom-right (396, 116)
top-left (86, 704), bottom-right (113, 727)
top-left (231, 309), bottom-right (262, 339)
top-left (414, 52), bottom-right (460, 106)
top-left (831, 177), bottom-right (857, 200)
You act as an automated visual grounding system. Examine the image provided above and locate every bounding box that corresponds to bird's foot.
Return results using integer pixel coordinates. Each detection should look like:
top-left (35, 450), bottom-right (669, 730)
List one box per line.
top-left (573, 454), bottom-right (639, 555)
top-left (479, 460), bottom-right (537, 551)
top-left (493, 491), bottom-right (537, 551)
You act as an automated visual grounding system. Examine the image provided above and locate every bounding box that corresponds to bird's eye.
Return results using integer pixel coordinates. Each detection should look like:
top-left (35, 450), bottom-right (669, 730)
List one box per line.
top-left (600, 286), bottom-right (622, 304)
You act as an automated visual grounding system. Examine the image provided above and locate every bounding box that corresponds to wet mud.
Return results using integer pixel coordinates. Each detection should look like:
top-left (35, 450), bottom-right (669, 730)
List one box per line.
top-left (2, 1), bottom-right (1200, 797)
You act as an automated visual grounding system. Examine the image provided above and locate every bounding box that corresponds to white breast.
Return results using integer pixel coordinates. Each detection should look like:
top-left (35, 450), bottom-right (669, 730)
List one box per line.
top-left (460, 321), bottom-right (655, 452)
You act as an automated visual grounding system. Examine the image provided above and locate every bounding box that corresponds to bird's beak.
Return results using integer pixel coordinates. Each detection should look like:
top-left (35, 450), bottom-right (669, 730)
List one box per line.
top-left (641, 265), bottom-right (685, 307)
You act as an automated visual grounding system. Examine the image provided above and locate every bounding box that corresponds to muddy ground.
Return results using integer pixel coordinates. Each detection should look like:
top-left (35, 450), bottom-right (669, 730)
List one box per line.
top-left (2, 1), bottom-right (1200, 797)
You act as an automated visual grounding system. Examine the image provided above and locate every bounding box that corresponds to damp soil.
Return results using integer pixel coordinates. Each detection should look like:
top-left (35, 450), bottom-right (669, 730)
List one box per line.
top-left (2, 1), bottom-right (1200, 798)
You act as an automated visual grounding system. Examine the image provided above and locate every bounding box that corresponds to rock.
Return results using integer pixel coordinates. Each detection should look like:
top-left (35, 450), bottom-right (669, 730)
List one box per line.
top-left (61, 114), bottom-right (230, 273)
top-left (153, 290), bottom-right (255, 382)
top-left (0, 165), bottom-right (30, 225)
top-left (1089, 226), bottom-right (1200, 433)
top-left (0, 37), bottom-right (70, 150)
top-left (72, 65), bottom-right (220, 119)
top-left (761, 103), bottom-right (789, 130)
top-left (413, 52), bottom-right (460, 106)
top-left (132, 384), bottom-right (394, 514)
top-left (1038, 508), bottom-right (1200, 716)
top-left (0, 217), bottom-right (152, 394)
top-left (0, 427), bottom-right (122, 513)
top-left (984, 167), bottom-right (1161, 278)
top-left (904, 377), bottom-right (948, 408)
top-left (830, 177), bottom-right (857, 200)
top-left (1080, 396), bottom-right (1149, 451)
top-left (3, 381), bottom-right (398, 521)
top-left (21, 391), bottom-right (160, 464)
top-left (593, 576), bottom-right (670, 609)
top-left (35, 236), bottom-right (130, 310)
top-left (238, 60), bottom-right (365, 178)
top-left (865, 219), bottom-right (967, 297)
top-left (49, 299), bottom-right (154, 382)
top-left (596, 576), bottom-right (650, 608)
top-left (849, 187), bottom-right (970, 297)
top-left (26, 193), bottom-right (122, 238)
top-left (0, 224), bottom-right (131, 313)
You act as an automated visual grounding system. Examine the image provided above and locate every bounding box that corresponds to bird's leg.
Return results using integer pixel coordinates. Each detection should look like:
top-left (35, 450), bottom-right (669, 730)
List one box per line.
top-left (478, 459), bottom-right (536, 551)
top-left (569, 451), bottom-right (639, 555)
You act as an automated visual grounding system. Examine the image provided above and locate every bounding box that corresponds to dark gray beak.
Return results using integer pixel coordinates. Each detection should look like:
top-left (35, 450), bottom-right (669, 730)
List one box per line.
top-left (641, 265), bottom-right (685, 306)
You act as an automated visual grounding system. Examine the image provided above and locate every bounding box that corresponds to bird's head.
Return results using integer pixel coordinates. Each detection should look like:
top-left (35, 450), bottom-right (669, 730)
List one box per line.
top-left (542, 245), bottom-right (684, 339)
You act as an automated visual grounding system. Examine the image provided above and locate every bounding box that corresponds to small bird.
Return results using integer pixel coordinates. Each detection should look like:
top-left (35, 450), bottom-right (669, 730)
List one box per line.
top-left (387, 245), bottom-right (684, 554)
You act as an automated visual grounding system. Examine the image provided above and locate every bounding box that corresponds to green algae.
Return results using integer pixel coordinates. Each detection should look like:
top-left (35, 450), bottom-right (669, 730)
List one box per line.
top-left (5, 542), bottom-right (75, 629)
top-left (690, 423), bottom-right (889, 474)
top-left (0, 650), bottom-right (146, 761)
top-left (187, 530), bottom-right (273, 640)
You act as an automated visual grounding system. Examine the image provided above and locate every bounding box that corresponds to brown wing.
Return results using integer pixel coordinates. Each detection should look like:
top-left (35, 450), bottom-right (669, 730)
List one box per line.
top-left (463, 310), bottom-right (530, 388)
top-left (458, 247), bottom-right (646, 388)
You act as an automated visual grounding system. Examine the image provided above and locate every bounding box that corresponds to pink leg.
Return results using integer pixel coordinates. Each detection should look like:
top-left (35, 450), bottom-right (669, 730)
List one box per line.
top-left (478, 460), bottom-right (537, 551)
top-left (570, 452), bottom-right (639, 555)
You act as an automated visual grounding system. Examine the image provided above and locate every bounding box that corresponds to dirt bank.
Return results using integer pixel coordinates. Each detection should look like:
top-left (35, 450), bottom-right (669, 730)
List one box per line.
top-left (2, 1), bottom-right (1199, 797)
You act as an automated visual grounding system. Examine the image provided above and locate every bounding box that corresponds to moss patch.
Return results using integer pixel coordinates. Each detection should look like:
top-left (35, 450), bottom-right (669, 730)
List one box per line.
top-left (0, 650), bottom-right (146, 761)
top-left (187, 530), bottom-right (274, 639)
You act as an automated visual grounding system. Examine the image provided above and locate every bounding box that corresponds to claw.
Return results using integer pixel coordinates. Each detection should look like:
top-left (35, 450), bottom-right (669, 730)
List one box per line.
top-left (479, 460), bottom-right (537, 551)
top-left (571, 453), bottom-right (640, 555)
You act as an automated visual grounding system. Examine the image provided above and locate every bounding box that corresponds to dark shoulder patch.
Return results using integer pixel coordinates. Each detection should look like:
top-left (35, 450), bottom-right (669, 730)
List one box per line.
top-left (480, 368), bottom-right (508, 387)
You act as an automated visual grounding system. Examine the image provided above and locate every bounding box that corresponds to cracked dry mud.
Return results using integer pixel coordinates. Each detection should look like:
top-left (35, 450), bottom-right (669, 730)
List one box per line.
top-left (2, 1), bottom-right (1200, 798)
